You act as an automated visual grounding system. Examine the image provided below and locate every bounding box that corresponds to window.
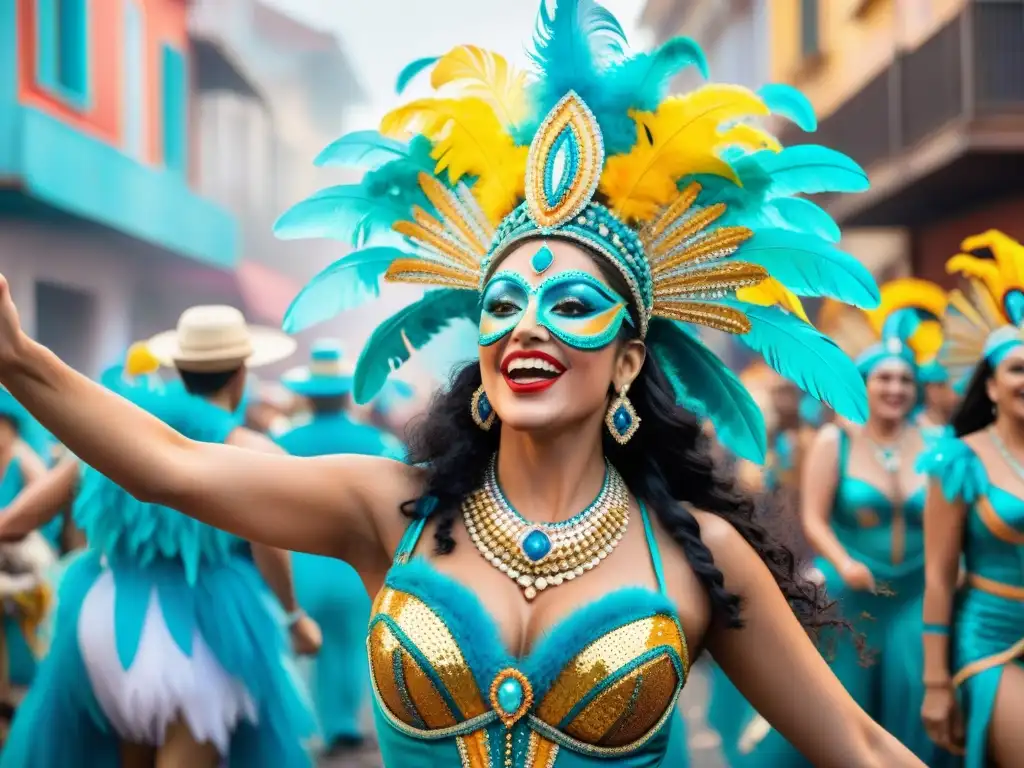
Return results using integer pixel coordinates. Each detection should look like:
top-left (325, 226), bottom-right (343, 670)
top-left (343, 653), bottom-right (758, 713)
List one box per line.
top-left (36, 0), bottom-right (89, 105)
top-left (161, 45), bottom-right (187, 174)
top-left (122, 0), bottom-right (145, 158)
top-left (800, 0), bottom-right (821, 59)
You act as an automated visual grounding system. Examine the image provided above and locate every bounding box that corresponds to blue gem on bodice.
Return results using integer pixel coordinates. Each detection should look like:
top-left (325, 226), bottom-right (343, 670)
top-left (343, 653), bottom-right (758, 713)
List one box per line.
top-left (497, 678), bottom-right (524, 714)
top-left (520, 528), bottom-right (552, 562)
top-left (489, 668), bottom-right (533, 727)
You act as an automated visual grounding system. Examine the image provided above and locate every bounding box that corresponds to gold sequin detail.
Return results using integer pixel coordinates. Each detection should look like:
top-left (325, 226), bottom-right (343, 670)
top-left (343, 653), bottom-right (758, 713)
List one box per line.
top-left (536, 615), bottom-right (685, 727)
top-left (566, 654), bottom-right (680, 746)
top-left (371, 588), bottom-right (487, 722)
top-left (456, 730), bottom-right (492, 768)
top-left (401, 649), bottom-right (458, 728)
top-left (525, 731), bottom-right (560, 767)
top-left (367, 622), bottom-right (420, 726)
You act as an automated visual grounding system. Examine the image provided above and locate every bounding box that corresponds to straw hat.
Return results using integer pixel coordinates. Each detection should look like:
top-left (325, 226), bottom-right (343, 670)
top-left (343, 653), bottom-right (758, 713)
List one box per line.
top-left (147, 305), bottom-right (297, 372)
top-left (281, 339), bottom-right (354, 397)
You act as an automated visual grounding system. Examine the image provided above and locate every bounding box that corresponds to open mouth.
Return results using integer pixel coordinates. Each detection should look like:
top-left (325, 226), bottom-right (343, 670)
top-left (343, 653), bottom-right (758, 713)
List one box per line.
top-left (501, 352), bottom-right (567, 394)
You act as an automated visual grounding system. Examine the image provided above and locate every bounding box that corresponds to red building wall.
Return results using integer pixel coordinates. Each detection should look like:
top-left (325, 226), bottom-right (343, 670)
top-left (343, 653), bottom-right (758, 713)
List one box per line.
top-left (15, 0), bottom-right (190, 168)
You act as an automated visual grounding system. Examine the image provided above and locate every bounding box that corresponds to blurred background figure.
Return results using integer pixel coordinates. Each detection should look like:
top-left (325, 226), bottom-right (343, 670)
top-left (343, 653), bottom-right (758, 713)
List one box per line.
top-left (275, 340), bottom-right (403, 760)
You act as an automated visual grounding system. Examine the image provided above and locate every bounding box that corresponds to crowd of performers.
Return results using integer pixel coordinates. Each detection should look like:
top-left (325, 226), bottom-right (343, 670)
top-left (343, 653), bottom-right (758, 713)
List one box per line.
top-left (1, 1), bottom-right (1024, 766)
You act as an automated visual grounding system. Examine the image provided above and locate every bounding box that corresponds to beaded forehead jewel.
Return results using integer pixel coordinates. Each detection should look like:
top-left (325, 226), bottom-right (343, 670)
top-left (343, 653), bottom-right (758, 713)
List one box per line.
top-left (275, 0), bottom-right (879, 462)
top-left (939, 231), bottom-right (1024, 385)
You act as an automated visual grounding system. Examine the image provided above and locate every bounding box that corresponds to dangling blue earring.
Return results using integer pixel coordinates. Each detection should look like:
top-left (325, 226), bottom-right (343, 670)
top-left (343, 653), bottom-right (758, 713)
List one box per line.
top-left (606, 383), bottom-right (639, 444)
top-left (471, 386), bottom-right (496, 430)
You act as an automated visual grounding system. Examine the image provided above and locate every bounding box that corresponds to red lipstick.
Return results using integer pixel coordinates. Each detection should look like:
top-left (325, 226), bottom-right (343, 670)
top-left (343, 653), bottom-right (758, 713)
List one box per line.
top-left (501, 350), bottom-right (567, 394)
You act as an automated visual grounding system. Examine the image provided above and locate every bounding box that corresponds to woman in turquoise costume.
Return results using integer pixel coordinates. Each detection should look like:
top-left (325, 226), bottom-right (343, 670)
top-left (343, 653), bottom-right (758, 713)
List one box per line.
top-left (919, 230), bottom-right (1024, 768)
top-left (738, 279), bottom-right (958, 766)
top-left (0, 3), bottom-right (927, 766)
top-left (276, 339), bottom-right (404, 757)
top-left (0, 320), bottom-right (319, 768)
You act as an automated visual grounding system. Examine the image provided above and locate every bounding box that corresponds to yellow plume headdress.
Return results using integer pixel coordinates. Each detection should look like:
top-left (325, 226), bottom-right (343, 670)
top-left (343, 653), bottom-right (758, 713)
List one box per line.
top-left (274, 0), bottom-right (877, 462)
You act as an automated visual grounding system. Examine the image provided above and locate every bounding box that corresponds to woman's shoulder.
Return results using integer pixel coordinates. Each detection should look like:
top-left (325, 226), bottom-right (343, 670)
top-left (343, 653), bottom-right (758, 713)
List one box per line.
top-left (916, 429), bottom-right (988, 503)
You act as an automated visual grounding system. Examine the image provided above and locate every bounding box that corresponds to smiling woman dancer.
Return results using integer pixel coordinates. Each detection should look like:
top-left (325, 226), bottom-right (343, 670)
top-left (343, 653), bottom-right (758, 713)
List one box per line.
top-left (0, 3), bottom-right (924, 766)
top-left (920, 230), bottom-right (1024, 768)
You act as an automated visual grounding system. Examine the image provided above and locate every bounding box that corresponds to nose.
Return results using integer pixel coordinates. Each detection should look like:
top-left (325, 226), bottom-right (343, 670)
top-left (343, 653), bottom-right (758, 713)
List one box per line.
top-left (509, 297), bottom-right (550, 346)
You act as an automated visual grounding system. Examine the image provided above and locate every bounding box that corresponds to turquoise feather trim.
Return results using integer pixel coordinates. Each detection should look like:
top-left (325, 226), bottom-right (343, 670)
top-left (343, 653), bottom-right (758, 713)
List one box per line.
top-left (747, 145), bottom-right (869, 197)
top-left (916, 434), bottom-right (988, 504)
top-left (353, 289), bottom-right (482, 404)
top-left (647, 318), bottom-right (766, 463)
top-left (736, 229), bottom-right (880, 309)
top-left (758, 83), bottom-right (817, 132)
top-left (395, 56), bottom-right (441, 94)
top-left (725, 302), bottom-right (869, 423)
top-left (282, 247), bottom-right (409, 333)
top-left (314, 130), bottom-right (414, 169)
top-left (766, 197), bottom-right (841, 242)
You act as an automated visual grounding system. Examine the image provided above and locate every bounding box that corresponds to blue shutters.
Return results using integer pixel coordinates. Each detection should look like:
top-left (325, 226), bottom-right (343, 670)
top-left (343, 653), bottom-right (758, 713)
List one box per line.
top-left (122, 0), bottom-right (144, 158)
top-left (36, 0), bottom-right (89, 107)
top-left (161, 45), bottom-right (186, 174)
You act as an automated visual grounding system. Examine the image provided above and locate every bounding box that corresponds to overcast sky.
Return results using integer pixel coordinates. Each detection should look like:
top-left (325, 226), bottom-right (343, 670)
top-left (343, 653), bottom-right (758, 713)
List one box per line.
top-left (266, 0), bottom-right (648, 127)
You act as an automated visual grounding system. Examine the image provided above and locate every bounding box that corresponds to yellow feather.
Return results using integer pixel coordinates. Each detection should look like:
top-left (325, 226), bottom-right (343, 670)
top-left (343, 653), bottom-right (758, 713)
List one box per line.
top-left (960, 230), bottom-right (1024, 291)
top-left (717, 123), bottom-right (782, 153)
top-left (430, 45), bottom-right (530, 129)
top-left (125, 342), bottom-right (160, 377)
top-left (946, 254), bottom-right (1003, 306)
top-left (380, 97), bottom-right (526, 224)
top-left (736, 278), bottom-right (809, 322)
top-left (864, 278), bottom-right (948, 337)
top-left (908, 321), bottom-right (944, 362)
top-left (598, 85), bottom-right (769, 223)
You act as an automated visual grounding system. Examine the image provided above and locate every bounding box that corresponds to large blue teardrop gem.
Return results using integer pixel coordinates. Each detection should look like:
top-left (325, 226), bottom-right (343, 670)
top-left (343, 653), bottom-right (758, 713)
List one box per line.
top-left (477, 392), bottom-right (492, 420)
top-left (497, 678), bottom-right (524, 715)
top-left (530, 245), bottom-right (554, 274)
top-left (613, 404), bottom-right (632, 434)
top-left (543, 127), bottom-right (579, 208)
top-left (521, 529), bottom-right (552, 562)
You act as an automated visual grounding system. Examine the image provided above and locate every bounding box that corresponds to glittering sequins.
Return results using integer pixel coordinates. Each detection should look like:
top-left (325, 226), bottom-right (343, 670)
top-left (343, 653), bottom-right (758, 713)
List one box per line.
top-left (536, 615), bottom-right (687, 727)
top-left (525, 731), bottom-right (560, 767)
top-left (456, 730), bottom-right (492, 768)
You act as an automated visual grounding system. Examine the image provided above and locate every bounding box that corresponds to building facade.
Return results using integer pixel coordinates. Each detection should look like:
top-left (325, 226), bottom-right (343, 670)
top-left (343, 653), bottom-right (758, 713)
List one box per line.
top-left (0, 0), bottom-right (237, 373)
top-left (768, 0), bottom-right (1024, 285)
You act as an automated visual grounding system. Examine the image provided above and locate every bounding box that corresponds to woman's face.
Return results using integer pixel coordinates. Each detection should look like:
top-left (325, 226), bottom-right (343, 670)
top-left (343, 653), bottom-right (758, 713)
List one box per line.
top-left (866, 359), bottom-right (916, 422)
top-left (987, 346), bottom-right (1024, 422)
top-left (477, 240), bottom-right (645, 434)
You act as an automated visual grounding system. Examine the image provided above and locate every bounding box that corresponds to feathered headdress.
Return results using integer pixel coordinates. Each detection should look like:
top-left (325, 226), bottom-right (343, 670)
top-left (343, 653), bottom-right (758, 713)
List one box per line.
top-left (274, 0), bottom-right (877, 462)
top-left (941, 230), bottom-right (1024, 386)
top-left (817, 277), bottom-right (948, 377)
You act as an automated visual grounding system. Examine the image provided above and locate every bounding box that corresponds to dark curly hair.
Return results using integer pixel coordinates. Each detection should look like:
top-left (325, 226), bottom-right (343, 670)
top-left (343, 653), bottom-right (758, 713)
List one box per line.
top-left (951, 359), bottom-right (994, 437)
top-left (400, 323), bottom-right (842, 639)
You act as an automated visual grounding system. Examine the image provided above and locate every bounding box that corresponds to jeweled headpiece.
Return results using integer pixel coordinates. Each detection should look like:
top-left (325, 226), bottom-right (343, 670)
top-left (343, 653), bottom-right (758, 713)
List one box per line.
top-left (940, 230), bottom-right (1024, 386)
top-left (274, 0), bottom-right (879, 462)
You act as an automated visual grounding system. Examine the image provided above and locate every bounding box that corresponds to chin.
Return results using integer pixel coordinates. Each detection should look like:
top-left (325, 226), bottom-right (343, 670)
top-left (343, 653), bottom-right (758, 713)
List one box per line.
top-left (494, 402), bottom-right (572, 433)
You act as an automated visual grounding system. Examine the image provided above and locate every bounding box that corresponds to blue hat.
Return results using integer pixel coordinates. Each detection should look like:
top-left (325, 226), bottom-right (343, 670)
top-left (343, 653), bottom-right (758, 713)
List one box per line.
top-left (281, 339), bottom-right (353, 397)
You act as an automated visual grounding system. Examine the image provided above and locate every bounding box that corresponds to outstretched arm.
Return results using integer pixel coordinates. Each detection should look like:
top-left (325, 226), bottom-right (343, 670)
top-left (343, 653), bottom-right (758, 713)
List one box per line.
top-left (0, 457), bottom-right (78, 541)
top-left (0, 286), bottom-right (418, 564)
top-left (700, 513), bottom-right (924, 767)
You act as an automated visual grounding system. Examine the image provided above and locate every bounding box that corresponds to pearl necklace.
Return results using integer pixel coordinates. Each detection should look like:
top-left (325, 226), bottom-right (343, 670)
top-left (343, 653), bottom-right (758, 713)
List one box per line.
top-left (462, 456), bottom-right (630, 601)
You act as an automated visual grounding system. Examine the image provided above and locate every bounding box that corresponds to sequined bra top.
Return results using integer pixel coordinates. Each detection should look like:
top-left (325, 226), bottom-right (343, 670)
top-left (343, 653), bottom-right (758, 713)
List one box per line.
top-left (368, 501), bottom-right (690, 768)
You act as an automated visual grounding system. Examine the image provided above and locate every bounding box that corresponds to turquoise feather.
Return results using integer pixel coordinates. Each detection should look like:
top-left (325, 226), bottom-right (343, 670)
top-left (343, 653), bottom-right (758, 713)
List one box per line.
top-left (273, 185), bottom-right (410, 245)
top-left (647, 318), bottom-right (766, 463)
top-left (314, 130), bottom-right (414, 169)
top-left (725, 302), bottom-right (869, 423)
top-left (606, 36), bottom-right (708, 112)
top-left (282, 247), bottom-right (409, 333)
top-left (736, 229), bottom-right (880, 309)
top-left (751, 145), bottom-right (869, 196)
top-left (758, 84), bottom-right (817, 132)
top-left (767, 197), bottom-right (841, 242)
top-left (353, 289), bottom-right (482, 404)
top-left (396, 55), bottom-right (440, 94)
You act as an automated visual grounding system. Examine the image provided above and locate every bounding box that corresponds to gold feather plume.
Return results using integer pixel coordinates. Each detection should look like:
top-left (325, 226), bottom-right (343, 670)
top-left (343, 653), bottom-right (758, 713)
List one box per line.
top-left (946, 230), bottom-right (1024, 309)
top-left (815, 300), bottom-right (877, 361)
top-left (737, 278), bottom-right (809, 322)
top-left (864, 278), bottom-right (948, 364)
top-left (381, 96), bottom-right (527, 225)
top-left (429, 45), bottom-right (530, 130)
top-left (598, 85), bottom-right (770, 223)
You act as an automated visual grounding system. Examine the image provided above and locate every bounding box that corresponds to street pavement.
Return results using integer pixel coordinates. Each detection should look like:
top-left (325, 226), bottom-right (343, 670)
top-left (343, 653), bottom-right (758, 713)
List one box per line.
top-left (318, 661), bottom-right (727, 768)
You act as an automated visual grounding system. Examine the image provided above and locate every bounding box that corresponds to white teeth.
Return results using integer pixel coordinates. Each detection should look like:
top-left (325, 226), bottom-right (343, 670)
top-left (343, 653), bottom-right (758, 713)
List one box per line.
top-left (506, 358), bottom-right (561, 374)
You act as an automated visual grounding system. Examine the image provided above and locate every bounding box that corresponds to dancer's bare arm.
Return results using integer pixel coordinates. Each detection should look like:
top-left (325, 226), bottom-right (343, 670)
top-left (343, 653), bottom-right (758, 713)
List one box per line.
top-left (0, 457), bottom-right (78, 540)
top-left (0, 278), bottom-right (418, 563)
top-left (14, 439), bottom-right (47, 484)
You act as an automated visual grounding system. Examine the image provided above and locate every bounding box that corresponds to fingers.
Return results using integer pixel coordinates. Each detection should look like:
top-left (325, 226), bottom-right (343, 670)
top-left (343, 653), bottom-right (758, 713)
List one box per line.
top-left (950, 704), bottom-right (966, 753)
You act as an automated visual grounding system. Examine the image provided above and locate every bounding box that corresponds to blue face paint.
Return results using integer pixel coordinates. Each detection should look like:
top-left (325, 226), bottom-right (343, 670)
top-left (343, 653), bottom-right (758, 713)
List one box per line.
top-left (479, 269), bottom-right (633, 350)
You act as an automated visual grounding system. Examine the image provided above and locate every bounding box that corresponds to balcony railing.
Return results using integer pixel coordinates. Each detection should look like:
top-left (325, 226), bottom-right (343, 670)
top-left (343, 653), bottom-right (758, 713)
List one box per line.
top-left (785, 2), bottom-right (1024, 168)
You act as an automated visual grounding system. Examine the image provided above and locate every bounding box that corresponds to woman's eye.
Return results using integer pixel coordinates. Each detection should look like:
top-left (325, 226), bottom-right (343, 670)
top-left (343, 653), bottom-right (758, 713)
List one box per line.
top-left (552, 297), bottom-right (590, 316)
top-left (486, 299), bottom-right (520, 317)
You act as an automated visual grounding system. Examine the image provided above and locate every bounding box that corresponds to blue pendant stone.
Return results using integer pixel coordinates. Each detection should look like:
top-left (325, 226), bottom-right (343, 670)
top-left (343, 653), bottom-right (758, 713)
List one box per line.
top-left (613, 405), bottom-right (632, 433)
top-left (521, 529), bottom-right (552, 562)
top-left (497, 678), bottom-right (524, 714)
top-left (477, 394), bottom-right (492, 419)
